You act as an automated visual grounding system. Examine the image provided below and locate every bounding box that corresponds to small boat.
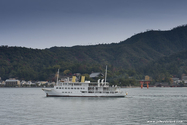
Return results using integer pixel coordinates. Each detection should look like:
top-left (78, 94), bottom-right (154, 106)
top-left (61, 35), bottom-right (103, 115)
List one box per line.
top-left (42, 66), bottom-right (127, 97)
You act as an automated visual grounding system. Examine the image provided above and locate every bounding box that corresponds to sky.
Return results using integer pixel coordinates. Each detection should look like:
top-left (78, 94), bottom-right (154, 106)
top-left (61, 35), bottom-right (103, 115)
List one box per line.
top-left (1, 0), bottom-right (187, 49)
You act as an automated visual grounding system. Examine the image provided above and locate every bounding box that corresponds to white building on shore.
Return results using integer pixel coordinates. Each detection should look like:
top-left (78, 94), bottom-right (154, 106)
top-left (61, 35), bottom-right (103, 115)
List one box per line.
top-left (5, 79), bottom-right (20, 87)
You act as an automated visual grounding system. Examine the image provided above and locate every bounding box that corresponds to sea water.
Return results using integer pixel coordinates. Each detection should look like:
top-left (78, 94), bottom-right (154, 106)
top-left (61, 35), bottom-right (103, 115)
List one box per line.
top-left (0, 87), bottom-right (186, 125)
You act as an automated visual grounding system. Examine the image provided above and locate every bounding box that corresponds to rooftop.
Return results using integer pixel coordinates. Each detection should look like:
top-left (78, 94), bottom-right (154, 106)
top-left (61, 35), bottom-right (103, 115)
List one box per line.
top-left (90, 72), bottom-right (103, 78)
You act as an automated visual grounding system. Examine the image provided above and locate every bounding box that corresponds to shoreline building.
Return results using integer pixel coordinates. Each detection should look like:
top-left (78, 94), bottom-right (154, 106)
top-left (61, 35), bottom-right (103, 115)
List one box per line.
top-left (5, 79), bottom-right (20, 87)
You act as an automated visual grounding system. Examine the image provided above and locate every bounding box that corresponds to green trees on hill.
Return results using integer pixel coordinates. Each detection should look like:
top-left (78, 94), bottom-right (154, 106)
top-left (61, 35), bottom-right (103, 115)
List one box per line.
top-left (1, 25), bottom-right (187, 85)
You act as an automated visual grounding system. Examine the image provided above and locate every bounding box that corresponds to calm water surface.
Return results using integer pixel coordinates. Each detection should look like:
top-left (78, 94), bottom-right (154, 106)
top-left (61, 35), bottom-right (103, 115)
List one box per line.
top-left (0, 87), bottom-right (186, 125)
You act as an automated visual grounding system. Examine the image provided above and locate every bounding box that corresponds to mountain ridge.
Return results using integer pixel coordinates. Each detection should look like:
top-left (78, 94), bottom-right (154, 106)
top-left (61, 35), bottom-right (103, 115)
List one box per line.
top-left (1, 24), bottom-right (187, 82)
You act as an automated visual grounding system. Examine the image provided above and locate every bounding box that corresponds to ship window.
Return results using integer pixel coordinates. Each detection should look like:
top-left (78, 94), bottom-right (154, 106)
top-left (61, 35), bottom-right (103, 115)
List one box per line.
top-left (68, 87), bottom-right (70, 89)
top-left (74, 83), bottom-right (81, 86)
top-left (56, 87), bottom-right (58, 89)
top-left (65, 87), bottom-right (67, 89)
top-left (62, 87), bottom-right (64, 89)
top-left (74, 88), bottom-right (76, 89)
top-left (59, 87), bottom-right (61, 89)
top-left (68, 92), bottom-right (70, 93)
top-left (71, 87), bottom-right (73, 89)
top-left (65, 92), bottom-right (67, 93)
top-left (62, 92), bottom-right (64, 93)
top-left (77, 88), bottom-right (79, 90)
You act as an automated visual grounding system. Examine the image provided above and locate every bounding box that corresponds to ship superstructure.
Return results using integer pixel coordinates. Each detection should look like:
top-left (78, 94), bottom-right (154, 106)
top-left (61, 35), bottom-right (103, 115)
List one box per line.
top-left (42, 67), bottom-right (127, 97)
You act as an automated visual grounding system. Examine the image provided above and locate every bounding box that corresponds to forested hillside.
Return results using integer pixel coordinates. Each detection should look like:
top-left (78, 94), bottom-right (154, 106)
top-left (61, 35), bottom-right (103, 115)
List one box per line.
top-left (141, 50), bottom-right (187, 82)
top-left (1, 25), bottom-right (187, 85)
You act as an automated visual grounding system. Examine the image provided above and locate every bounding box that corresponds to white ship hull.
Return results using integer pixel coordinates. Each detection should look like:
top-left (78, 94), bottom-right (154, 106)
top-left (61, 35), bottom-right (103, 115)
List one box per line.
top-left (42, 88), bottom-right (126, 97)
top-left (42, 68), bottom-right (127, 98)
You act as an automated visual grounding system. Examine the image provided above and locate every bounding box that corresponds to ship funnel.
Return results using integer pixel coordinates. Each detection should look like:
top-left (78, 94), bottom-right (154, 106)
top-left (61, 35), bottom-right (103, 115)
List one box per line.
top-left (72, 76), bottom-right (76, 82)
top-left (81, 76), bottom-right (85, 82)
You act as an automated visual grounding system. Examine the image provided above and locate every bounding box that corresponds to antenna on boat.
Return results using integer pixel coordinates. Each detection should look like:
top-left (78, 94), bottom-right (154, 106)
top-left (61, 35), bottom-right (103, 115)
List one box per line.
top-left (105, 65), bottom-right (107, 86)
top-left (56, 69), bottom-right (59, 86)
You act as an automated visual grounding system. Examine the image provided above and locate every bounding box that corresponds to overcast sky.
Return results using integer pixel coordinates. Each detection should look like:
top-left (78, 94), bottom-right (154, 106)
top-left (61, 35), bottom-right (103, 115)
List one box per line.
top-left (1, 0), bottom-right (187, 49)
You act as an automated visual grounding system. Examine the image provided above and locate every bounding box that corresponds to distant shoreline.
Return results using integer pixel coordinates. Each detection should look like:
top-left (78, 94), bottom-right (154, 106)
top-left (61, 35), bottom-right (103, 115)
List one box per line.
top-left (1, 86), bottom-right (186, 88)
top-left (0, 86), bottom-right (53, 88)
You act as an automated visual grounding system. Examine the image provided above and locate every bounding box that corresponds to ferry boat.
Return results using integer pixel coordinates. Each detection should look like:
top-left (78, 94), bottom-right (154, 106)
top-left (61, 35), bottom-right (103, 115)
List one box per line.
top-left (42, 67), bottom-right (127, 97)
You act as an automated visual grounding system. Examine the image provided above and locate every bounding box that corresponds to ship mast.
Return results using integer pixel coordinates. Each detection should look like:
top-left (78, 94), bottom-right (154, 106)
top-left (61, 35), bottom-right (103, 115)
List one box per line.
top-left (56, 69), bottom-right (59, 86)
top-left (105, 65), bottom-right (107, 86)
